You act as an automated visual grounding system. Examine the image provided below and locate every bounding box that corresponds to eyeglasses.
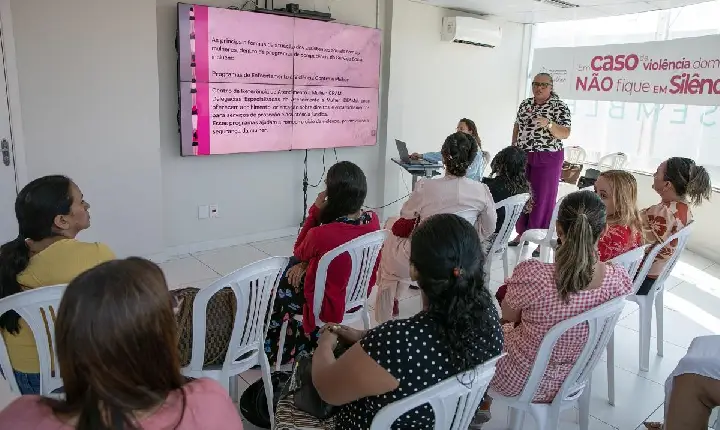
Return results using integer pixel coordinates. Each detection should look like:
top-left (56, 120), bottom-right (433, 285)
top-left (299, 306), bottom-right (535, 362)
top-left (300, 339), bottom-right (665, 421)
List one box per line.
top-left (532, 82), bottom-right (551, 88)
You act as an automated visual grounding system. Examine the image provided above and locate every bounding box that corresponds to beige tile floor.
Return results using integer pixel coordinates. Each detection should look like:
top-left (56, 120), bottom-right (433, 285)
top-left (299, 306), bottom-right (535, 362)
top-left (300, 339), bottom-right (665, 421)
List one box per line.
top-left (1, 235), bottom-right (718, 430)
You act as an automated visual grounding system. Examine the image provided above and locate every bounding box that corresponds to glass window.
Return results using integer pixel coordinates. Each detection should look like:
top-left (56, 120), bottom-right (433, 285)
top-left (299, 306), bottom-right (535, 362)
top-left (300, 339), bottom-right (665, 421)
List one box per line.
top-left (530, 1), bottom-right (720, 183)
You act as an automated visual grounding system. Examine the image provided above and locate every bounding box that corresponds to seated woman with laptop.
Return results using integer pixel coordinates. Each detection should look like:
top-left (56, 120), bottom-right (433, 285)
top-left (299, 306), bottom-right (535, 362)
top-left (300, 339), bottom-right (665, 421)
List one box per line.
top-left (410, 118), bottom-right (487, 181)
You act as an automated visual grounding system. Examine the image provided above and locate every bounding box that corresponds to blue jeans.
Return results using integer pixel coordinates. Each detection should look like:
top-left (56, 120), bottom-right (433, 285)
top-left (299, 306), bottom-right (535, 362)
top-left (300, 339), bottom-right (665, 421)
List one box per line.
top-left (13, 370), bottom-right (40, 395)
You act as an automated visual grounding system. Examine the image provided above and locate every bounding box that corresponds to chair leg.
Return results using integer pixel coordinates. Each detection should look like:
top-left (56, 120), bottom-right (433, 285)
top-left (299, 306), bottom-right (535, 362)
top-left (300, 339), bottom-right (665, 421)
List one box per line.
top-left (508, 407), bottom-right (525, 430)
top-left (638, 300), bottom-right (652, 372)
top-left (275, 319), bottom-right (289, 372)
top-left (606, 333), bottom-right (615, 406)
top-left (655, 291), bottom-right (664, 357)
top-left (579, 379), bottom-right (592, 430)
top-left (485, 259), bottom-right (494, 288)
top-left (229, 375), bottom-right (239, 402)
top-left (502, 250), bottom-right (511, 279)
top-left (260, 350), bottom-right (276, 429)
top-left (516, 241), bottom-right (528, 266)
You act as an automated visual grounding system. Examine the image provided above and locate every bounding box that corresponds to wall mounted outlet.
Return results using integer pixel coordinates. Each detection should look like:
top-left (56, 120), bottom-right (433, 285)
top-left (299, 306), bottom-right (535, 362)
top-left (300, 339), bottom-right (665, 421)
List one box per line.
top-left (209, 204), bottom-right (219, 218)
top-left (198, 205), bottom-right (210, 219)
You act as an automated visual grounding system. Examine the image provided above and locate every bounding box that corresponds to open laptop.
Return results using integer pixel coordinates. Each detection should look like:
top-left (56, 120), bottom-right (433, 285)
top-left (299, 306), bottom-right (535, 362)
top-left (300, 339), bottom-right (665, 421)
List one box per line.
top-left (395, 140), bottom-right (433, 165)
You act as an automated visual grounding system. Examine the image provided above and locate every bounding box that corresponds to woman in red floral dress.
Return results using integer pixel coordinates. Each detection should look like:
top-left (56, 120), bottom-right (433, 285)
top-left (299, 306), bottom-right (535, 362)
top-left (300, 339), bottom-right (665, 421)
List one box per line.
top-left (594, 170), bottom-right (644, 262)
top-left (636, 158), bottom-right (712, 295)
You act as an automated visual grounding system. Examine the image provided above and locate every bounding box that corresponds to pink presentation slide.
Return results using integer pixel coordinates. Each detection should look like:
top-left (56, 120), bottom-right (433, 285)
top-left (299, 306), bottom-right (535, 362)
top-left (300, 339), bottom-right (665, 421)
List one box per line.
top-left (292, 86), bottom-right (379, 150)
top-left (181, 4), bottom-right (381, 155)
top-left (205, 8), bottom-right (293, 85)
top-left (293, 19), bottom-right (381, 89)
top-left (200, 82), bottom-right (293, 154)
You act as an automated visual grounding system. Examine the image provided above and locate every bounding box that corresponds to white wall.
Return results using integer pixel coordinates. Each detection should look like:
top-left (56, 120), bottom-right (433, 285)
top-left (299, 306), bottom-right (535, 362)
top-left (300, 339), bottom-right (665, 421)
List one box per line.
top-left (9, 0), bottom-right (165, 257)
top-left (156, 0), bottom-right (387, 252)
top-left (381, 0), bottom-right (528, 217)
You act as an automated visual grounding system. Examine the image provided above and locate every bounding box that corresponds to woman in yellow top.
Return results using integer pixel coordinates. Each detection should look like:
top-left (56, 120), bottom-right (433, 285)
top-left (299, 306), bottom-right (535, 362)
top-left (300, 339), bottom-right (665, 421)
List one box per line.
top-left (0, 175), bottom-right (114, 394)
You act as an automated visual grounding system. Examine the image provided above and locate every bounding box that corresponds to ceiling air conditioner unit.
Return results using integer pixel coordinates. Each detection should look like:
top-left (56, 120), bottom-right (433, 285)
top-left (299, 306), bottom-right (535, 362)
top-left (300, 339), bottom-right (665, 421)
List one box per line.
top-left (441, 16), bottom-right (502, 48)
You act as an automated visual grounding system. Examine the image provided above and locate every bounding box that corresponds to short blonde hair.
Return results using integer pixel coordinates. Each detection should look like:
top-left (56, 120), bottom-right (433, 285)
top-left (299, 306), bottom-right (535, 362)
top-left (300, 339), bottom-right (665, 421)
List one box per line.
top-left (598, 170), bottom-right (642, 233)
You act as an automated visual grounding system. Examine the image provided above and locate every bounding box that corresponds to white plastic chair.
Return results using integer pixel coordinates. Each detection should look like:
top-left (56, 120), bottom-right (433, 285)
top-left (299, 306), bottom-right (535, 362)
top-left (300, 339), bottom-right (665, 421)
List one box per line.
top-left (488, 193), bottom-right (530, 283)
top-left (490, 296), bottom-right (627, 430)
top-left (369, 354), bottom-right (503, 429)
top-left (565, 146), bottom-right (587, 165)
top-left (455, 208), bottom-right (481, 226)
top-left (615, 224), bottom-right (692, 374)
top-left (517, 195), bottom-right (564, 264)
top-left (597, 152), bottom-right (628, 171)
top-left (0, 285), bottom-right (66, 396)
top-left (276, 230), bottom-right (388, 371)
top-left (482, 151), bottom-right (492, 177)
top-left (604, 244), bottom-right (650, 405)
top-left (181, 257), bottom-right (288, 426)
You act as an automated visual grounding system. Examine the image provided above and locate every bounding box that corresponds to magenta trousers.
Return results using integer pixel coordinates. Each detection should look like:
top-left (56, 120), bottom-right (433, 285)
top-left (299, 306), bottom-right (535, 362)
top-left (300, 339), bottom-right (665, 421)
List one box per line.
top-left (516, 149), bottom-right (564, 235)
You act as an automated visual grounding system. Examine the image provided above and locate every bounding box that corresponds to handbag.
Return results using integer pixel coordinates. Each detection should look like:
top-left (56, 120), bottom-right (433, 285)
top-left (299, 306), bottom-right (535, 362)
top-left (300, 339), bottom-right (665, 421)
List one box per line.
top-left (290, 342), bottom-right (350, 419)
top-left (578, 168), bottom-right (601, 190)
top-left (240, 371), bottom-right (293, 429)
top-left (173, 287), bottom-right (237, 367)
top-left (561, 161), bottom-right (582, 185)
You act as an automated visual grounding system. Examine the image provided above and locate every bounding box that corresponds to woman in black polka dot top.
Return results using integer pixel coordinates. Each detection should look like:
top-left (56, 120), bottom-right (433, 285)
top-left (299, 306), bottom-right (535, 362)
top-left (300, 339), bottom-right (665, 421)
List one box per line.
top-left (275, 213), bottom-right (504, 429)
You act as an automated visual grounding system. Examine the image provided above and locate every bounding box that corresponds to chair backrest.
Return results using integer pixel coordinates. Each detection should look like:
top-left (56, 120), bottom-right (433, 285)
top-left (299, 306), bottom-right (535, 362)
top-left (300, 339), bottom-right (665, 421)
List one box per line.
top-left (565, 146), bottom-right (587, 165)
top-left (488, 193), bottom-right (530, 257)
top-left (454, 208), bottom-right (481, 226)
top-left (185, 257), bottom-right (288, 374)
top-left (482, 151), bottom-right (492, 176)
top-left (0, 285), bottom-right (66, 395)
top-left (313, 230), bottom-right (388, 327)
top-left (598, 152), bottom-right (628, 171)
top-left (546, 194), bottom-right (565, 242)
top-left (609, 245), bottom-right (650, 279)
top-left (632, 222), bottom-right (693, 295)
top-left (515, 296), bottom-right (627, 406)
top-left (369, 354), bottom-right (503, 430)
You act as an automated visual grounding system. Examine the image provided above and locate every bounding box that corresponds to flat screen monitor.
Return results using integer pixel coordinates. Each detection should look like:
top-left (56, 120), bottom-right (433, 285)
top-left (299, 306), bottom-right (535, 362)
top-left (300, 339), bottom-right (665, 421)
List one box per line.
top-left (177, 4), bottom-right (381, 156)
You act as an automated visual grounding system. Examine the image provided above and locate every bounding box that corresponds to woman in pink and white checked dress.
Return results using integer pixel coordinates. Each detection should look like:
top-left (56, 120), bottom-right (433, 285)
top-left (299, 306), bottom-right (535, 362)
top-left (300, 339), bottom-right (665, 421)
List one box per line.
top-left (490, 190), bottom-right (633, 404)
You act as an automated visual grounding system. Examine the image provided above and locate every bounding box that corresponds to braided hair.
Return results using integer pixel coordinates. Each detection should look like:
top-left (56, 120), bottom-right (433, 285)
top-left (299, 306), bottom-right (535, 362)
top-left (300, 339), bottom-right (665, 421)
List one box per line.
top-left (441, 131), bottom-right (478, 178)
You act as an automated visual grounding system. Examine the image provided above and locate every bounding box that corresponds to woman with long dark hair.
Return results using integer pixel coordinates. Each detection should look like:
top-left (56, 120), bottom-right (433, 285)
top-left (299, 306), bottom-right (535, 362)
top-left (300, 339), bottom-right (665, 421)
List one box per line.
top-left (0, 258), bottom-right (244, 430)
top-left (482, 146), bottom-right (533, 236)
top-left (0, 175), bottom-right (114, 395)
top-left (264, 161), bottom-right (381, 366)
top-left (274, 213), bottom-right (503, 429)
top-left (374, 132), bottom-right (496, 323)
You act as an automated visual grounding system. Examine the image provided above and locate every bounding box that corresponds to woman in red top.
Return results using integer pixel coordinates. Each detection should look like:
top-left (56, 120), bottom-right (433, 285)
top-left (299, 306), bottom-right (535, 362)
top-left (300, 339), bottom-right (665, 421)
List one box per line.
top-left (264, 161), bottom-right (381, 366)
top-left (594, 170), bottom-right (644, 262)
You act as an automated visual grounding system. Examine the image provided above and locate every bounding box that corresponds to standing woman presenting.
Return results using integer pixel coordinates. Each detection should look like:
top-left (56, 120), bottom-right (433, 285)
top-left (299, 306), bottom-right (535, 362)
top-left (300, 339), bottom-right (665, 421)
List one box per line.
top-left (510, 73), bottom-right (572, 249)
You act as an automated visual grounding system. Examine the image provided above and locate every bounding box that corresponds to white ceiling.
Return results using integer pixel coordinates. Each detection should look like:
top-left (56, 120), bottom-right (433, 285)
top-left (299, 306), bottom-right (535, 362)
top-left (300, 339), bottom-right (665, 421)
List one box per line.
top-left (414, 0), bottom-right (715, 23)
